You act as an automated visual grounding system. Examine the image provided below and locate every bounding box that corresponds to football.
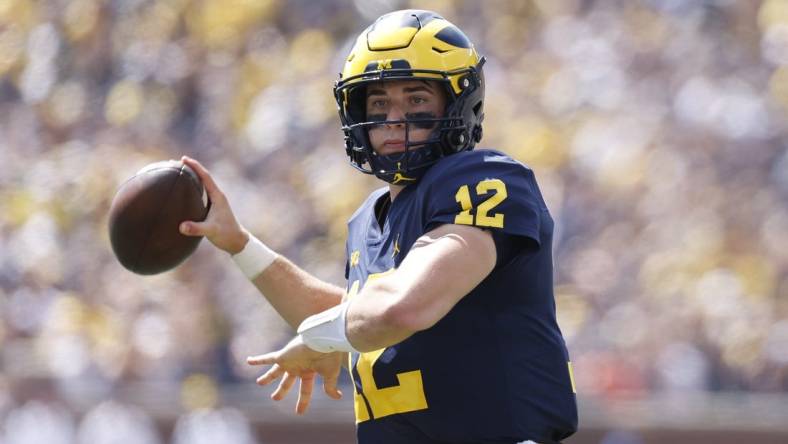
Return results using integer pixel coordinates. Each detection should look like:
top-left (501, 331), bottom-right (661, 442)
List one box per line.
top-left (108, 160), bottom-right (209, 275)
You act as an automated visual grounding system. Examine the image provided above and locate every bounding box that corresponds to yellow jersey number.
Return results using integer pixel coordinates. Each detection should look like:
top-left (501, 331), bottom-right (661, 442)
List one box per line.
top-left (346, 271), bottom-right (428, 423)
top-left (454, 178), bottom-right (508, 228)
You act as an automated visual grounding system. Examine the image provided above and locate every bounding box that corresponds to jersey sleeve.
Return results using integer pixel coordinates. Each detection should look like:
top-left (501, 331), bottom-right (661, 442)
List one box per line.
top-left (421, 151), bottom-right (545, 247)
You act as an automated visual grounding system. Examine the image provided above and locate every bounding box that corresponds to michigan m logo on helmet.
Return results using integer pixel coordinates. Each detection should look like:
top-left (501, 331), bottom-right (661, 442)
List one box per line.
top-left (334, 9), bottom-right (486, 184)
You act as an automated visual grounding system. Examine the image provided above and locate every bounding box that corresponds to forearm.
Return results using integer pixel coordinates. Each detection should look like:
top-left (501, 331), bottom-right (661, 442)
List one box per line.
top-left (345, 280), bottom-right (420, 352)
top-left (252, 256), bottom-right (344, 330)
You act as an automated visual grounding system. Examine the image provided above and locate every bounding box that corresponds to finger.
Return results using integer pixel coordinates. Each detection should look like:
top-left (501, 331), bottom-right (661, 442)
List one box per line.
top-left (296, 373), bottom-right (315, 415)
top-left (271, 372), bottom-right (297, 401)
top-left (321, 371), bottom-right (343, 400)
top-left (256, 364), bottom-right (284, 386)
top-left (247, 353), bottom-right (278, 366)
top-left (181, 156), bottom-right (224, 202)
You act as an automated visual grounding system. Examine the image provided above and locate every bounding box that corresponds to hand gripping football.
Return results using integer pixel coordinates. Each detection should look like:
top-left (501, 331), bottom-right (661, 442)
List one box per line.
top-left (108, 160), bottom-right (209, 275)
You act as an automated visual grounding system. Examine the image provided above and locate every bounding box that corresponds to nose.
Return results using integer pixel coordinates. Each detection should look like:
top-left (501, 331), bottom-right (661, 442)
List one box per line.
top-left (385, 104), bottom-right (406, 127)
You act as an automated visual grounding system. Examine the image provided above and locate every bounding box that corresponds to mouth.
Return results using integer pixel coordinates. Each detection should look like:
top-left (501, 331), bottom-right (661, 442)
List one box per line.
top-left (380, 139), bottom-right (407, 154)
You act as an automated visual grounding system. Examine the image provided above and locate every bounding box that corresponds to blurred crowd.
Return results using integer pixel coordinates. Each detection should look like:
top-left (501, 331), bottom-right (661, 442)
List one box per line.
top-left (1, 0), bottom-right (788, 441)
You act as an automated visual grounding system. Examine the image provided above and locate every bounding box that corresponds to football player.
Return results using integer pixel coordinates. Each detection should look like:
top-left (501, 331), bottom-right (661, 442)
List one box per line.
top-left (180, 9), bottom-right (578, 444)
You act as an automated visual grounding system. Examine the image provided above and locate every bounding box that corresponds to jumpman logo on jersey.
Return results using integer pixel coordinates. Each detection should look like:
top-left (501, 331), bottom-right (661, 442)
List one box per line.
top-left (391, 162), bottom-right (417, 184)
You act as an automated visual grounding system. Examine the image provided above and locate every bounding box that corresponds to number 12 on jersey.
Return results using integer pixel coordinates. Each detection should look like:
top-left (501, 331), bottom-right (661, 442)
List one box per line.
top-left (454, 179), bottom-right (508, 228)
top-left (348, 273), bottom-right (429, 423)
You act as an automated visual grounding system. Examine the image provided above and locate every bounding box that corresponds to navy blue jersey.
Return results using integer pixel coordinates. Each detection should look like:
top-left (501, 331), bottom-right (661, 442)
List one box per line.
top-left (345, 149), bottom-right (577, 444)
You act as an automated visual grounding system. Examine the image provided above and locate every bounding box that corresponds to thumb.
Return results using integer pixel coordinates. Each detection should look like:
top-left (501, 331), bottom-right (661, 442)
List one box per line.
top-left (180, 221), bottom-right (210, 237)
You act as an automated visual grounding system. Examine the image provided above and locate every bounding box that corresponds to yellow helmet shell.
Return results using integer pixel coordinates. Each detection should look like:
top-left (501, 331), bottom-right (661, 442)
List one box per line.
top-left (340, 10), bottom-right (481, 95)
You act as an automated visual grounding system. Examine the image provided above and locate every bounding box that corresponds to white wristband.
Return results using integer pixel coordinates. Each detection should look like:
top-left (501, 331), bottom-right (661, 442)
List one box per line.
top-left (232, 234), bottom-right (278, 279)
top-left (297, 302), bottom-right (359, 353)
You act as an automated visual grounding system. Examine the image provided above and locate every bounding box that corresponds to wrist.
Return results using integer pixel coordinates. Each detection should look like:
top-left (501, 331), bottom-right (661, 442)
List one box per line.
top-left (297, 302), bottom-right (359, 354)
top-left (226, 228), bottom-right (250, 255)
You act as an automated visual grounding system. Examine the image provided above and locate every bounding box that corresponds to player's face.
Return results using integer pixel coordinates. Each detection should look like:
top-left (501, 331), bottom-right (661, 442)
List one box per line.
top-left (365, 80), bottom-right (447, 156)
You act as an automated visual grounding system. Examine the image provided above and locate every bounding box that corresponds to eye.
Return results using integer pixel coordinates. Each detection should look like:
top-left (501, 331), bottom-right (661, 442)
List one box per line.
top-left (411, 96), bottom-right (427, 105)
top-left (369, 99), bottom-right (387, 108)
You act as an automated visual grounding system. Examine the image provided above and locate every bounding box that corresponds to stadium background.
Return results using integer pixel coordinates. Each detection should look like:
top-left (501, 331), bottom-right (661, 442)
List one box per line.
top-left (1, 0), bottom-right (788, 442)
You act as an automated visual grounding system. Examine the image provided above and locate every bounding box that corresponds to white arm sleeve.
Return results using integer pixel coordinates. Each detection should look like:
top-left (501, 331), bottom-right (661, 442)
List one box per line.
top-left (297, 301), bottom-right (359, 353)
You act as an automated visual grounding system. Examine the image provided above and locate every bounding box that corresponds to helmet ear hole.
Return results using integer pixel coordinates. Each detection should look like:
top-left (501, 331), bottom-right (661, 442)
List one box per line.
top-left (443, 129), bottom-right (469, 152)
top-left (459, 75), bottom-right (472, 91)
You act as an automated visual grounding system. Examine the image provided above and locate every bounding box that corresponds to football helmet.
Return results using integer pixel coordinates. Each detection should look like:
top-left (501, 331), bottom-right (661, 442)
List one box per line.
top-left (334, 10), bottom-right (485, 184)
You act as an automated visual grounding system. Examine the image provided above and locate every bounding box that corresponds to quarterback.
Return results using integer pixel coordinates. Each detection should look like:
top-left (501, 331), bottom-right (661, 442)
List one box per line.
top-left (180, 9), bottom-right (578, 444)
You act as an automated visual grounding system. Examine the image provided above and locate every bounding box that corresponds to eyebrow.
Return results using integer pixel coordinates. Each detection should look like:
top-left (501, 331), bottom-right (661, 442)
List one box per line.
top-left (366, 83), bottom-right (436, 98)
top-left (404, 85), bottom-right (434, 94)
